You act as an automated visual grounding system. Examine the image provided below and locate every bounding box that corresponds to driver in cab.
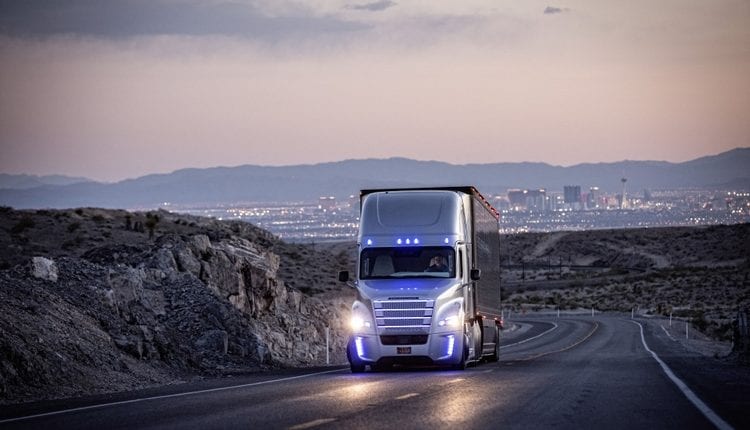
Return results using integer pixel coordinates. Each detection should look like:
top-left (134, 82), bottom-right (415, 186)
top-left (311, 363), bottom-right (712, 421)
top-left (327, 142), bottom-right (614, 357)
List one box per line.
top-left (425, 255), bottom-right (448, 272)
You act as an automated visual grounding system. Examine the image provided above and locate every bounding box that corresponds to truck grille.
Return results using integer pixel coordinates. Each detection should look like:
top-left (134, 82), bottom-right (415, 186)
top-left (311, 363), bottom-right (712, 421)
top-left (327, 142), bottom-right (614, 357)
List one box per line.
top-left (373, 299), bottom-right (434, 329)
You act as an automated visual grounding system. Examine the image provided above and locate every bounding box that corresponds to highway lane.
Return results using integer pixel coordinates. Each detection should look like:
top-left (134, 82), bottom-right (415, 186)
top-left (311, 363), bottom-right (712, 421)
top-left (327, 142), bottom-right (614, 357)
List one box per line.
top-left (0, 316), bottom-right (736, 429)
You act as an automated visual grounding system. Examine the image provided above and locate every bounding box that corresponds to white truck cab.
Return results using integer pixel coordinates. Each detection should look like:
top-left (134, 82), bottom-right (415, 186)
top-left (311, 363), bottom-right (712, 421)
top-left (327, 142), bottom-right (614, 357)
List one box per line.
top-left (339, 187), bottom-right (502, 372)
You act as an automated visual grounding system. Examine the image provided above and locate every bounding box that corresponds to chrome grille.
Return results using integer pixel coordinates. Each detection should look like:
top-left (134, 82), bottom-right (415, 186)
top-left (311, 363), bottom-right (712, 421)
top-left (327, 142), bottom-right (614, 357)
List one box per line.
top-left (379, 301), bottom-right (427, 310)
top-left (379, 309), bottom-right (431, 318)
top-left (373, 299), bottom-right (433, 329)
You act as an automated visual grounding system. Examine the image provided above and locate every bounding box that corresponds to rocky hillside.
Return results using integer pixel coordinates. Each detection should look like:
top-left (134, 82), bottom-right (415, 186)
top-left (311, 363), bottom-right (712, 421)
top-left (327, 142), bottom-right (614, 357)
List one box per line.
top-left (0, 207), bottom-right (355, 404)
top-left (500, 224), bottom-right (750, 340)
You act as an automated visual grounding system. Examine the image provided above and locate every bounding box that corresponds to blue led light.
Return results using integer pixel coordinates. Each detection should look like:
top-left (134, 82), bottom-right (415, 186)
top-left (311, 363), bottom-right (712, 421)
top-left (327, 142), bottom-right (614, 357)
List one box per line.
top-left (406, 238), bottom-right (411, 245)
top-left (397, 238), bottom-right (402, 245)
top-left (414, 238), bottom-right (420, 245)
top-left (355, 336), bottom-right (365, 358)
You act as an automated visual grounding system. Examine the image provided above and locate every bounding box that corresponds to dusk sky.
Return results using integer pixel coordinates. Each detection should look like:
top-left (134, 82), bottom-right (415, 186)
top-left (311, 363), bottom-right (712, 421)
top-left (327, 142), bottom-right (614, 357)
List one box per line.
top-left (1, 0), bottom-right (748, 182)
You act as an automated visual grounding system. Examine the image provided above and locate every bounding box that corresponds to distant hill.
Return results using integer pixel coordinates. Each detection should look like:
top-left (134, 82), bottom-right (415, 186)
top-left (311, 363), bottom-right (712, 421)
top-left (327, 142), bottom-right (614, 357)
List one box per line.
top-left (1, 148), bottom-right (748, 209)
top-left (0, 174), bottom-right (91, 190)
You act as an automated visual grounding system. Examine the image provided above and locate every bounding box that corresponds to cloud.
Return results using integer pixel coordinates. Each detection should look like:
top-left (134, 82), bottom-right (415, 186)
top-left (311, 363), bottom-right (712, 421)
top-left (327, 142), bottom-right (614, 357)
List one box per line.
top-left (347, 1), bottom-right (397, 12)
top-left (0, 0), bottom-right (364, 40)
top-left (543, 6), bottom-right (569, 15)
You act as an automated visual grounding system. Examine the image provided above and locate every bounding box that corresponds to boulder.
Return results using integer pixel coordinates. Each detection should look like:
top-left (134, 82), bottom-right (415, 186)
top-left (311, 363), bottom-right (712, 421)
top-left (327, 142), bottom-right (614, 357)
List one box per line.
top-left (31, 257), bottom-right (58, 282)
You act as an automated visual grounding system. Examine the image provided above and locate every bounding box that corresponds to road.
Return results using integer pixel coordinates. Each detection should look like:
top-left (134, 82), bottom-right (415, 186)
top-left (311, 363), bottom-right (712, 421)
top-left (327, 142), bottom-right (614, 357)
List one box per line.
top-left (2, 315), bottom-right (747, 429)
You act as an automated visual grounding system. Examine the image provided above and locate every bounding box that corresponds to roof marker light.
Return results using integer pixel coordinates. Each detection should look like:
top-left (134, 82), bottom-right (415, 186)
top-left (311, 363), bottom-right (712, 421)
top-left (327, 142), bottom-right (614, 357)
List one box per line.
top-left (406, 238), bottom-right (411, 245)
top-left (444, 237), bottom-right (450, 244)
top-left (414, 238), bottom-right (420, 245)
top-left (397, 238), bottom-right (402, 245)
top-left (366, 239), bottom-right (373, 246)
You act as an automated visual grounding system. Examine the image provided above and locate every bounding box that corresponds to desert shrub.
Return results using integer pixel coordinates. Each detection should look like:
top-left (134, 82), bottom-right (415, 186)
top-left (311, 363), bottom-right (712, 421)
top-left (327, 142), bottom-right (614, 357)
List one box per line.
top-left (0, 206), bottom-right (12, 213)
top-left (11, 216), bottom-right (35, 234)
top-left (67, 222), bottom-right (81, 233)
top-left (74, 208), bottom-right (84, 215)
top-left (92, 214), bottom-right (105, 223)
top-left (145, 213), bottom-right (160, 239)
top-left (690, 312), bottom-right (709, 332)
top-left (528, 295), bottom-right (543, 304)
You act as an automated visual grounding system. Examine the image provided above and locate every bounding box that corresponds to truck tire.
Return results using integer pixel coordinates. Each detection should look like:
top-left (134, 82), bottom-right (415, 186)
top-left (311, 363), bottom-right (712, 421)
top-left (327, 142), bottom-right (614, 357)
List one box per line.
top-left (351, 363), bottom-right (366, 373)
top-left (488, 325), bottom-right (500, 362)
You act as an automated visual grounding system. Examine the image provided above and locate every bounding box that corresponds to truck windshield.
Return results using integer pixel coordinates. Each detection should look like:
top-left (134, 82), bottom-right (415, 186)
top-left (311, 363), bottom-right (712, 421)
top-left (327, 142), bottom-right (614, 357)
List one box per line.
top-left (359, 247), bottom-right (456, 279)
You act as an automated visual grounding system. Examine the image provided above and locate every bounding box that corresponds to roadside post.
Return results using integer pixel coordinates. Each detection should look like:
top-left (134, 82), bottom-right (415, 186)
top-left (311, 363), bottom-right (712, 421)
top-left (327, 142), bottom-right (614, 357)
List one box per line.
top-left (325, 326), bottom-right (330, 365)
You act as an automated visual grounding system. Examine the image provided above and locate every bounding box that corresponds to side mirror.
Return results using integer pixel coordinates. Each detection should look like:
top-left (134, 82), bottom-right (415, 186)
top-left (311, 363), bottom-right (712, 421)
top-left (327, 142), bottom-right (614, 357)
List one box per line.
top-left (470, 269), bottom-right (481, 281)
top-left (338, 271), bottom-right (349, 282)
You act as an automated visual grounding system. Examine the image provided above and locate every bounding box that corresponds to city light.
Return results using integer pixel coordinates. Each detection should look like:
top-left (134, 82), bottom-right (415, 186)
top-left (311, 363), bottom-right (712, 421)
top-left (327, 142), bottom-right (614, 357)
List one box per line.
top-left (172, 189), bottom-right (749, 242)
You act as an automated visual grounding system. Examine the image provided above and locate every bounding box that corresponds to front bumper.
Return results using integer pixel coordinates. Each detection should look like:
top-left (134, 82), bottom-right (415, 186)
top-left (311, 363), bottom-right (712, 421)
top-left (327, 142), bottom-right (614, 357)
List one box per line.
top-left (347, 330), bottom-right (463, 367)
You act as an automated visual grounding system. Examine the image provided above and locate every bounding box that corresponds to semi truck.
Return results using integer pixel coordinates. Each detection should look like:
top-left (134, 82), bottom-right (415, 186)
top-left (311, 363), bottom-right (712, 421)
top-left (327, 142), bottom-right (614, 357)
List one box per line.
top-left (338, 186), bottom-right (502, 372)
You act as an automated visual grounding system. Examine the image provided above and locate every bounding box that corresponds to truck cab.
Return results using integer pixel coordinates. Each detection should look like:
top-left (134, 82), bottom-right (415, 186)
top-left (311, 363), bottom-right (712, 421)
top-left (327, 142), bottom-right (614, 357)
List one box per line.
top-left (339, 187), bottom-right (502, 372)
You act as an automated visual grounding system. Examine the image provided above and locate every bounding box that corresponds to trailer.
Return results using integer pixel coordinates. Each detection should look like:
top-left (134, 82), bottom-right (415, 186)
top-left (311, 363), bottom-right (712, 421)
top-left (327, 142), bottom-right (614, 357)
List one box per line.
top-left (338, 186), bottom-right (502, 371)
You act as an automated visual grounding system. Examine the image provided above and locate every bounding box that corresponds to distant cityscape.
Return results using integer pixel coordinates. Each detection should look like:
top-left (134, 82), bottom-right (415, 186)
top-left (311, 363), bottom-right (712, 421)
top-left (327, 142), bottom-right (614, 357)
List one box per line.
top-left (173, 186), bottom-right (750, 242)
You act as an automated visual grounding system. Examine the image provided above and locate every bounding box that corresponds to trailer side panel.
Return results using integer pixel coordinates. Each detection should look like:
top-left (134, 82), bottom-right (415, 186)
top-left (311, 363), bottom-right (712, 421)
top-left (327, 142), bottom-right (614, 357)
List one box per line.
top-left (472, 196), bottom-right (502, 318)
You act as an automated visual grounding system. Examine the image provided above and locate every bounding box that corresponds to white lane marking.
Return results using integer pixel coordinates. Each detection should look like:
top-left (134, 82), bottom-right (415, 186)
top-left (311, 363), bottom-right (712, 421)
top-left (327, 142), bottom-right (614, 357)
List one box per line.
top-left (661, 324), bottom-right (676, 341)
top-left (500, 322), bottom-right (559, 350)
top-left (395, 393), bottom-right (420, 400)
top-left (288, 418), bottom-right (337, 429)
top-left (0, 368), bottom-right (348, 425)
top-left (631, 321), bottom-right (733, 430)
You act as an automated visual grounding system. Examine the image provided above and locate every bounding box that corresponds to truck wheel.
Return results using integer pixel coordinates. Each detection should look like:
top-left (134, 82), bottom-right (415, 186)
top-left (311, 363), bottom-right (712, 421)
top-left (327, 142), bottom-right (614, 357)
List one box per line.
top-left (488, 326), bottom-right (500, 362)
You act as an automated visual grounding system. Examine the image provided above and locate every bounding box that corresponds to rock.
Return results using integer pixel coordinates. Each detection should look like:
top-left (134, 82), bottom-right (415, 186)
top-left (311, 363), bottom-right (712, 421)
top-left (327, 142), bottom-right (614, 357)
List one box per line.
top-left (190, 235), bottom-right (211, 256)
top-left (195, 330), bottom-right (228, 355)
top-left (113, 335), bottom-right (144, 359)
top-left (286, 290), bottom-right (302, 312)
top-left (174, 247), bottom-right (201, 276)
top-left (149, 248), bottom-right (177, 272)
top-left (31, 257), bottom-right (58, 282)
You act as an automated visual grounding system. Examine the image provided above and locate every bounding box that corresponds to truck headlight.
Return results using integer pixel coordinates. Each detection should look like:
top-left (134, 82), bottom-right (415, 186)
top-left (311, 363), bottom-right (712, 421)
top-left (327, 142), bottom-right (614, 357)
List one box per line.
top-left (351, 301), bottom-right (374, 334)
top-left (438, 315), bottom-right (460, 328)
top-left (435, 298), bottom-right (463, 332)
top-left (351, 316), bottom-right (372, 330)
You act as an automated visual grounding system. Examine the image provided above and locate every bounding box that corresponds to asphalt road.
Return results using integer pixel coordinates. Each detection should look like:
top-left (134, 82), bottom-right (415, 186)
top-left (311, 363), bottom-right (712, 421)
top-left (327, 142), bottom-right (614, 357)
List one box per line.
top-left (2, 315), bottom-right (746, 429)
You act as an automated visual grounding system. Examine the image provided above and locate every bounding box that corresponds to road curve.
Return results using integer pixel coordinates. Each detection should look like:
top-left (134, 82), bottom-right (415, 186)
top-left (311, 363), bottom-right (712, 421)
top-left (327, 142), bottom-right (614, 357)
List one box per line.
top-left (1, 315), bottom-right (742, 429)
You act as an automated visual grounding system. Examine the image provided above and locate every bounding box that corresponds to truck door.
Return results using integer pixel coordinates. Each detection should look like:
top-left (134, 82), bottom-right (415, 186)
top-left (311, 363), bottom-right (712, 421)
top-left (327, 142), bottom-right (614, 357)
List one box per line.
top-left (459, 245), bottom-right (474, 318)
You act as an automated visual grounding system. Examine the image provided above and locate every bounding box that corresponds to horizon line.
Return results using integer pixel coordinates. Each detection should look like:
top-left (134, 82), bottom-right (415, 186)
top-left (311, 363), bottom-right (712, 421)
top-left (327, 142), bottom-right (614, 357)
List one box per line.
top-left (2, 146), bottom-right (747, 184)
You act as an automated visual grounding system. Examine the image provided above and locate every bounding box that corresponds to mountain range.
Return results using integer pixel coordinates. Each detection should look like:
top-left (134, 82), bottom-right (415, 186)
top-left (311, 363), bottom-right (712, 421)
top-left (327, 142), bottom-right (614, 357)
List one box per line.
top-left (0, 173), bottom-right (91, 190)
top-left (1, 148), bottom-right (748, 209)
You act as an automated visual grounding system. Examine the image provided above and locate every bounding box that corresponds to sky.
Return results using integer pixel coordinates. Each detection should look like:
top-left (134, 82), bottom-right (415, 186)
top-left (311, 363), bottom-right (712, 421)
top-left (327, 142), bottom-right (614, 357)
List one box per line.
top-left (0, 0), bottom-right (748, 182)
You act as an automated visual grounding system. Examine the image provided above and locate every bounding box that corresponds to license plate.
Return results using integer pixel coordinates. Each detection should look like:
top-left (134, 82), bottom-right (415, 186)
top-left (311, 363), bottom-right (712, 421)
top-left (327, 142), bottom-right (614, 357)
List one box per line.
top-left (397, 347), bottom-right (411, 354)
